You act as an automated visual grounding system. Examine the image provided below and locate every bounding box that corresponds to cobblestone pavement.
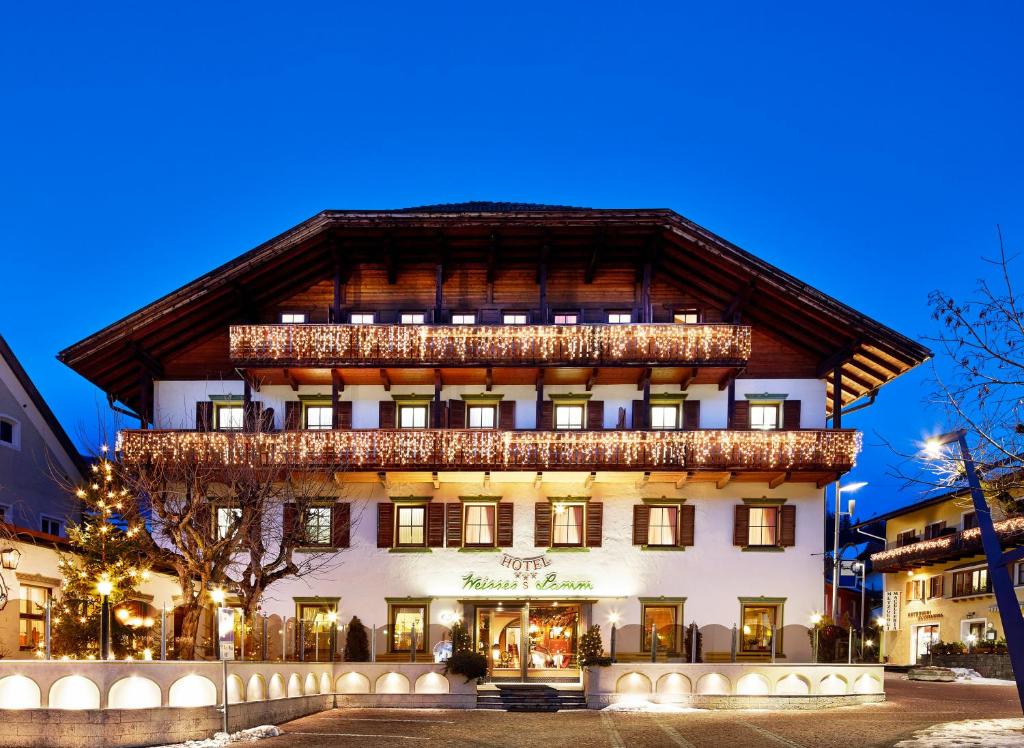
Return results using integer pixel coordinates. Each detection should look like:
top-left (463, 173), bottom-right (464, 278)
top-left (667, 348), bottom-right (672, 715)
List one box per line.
top-left (261, 676), bottom-right (1022, 747)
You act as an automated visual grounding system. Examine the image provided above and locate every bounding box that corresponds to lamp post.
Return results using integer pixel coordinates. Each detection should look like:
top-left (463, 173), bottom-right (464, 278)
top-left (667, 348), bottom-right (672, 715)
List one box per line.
top-left (810, 613), bottom-right (821, 663)
top-left (831, 481), bottom-right (867, 620)
top-left (97, 578), bottom-right (113, 660)
top-left (853, 561), bottom-right (866, 659)
top-left (210, 587), bottom-right (227, 661)
top-left (926, 429), bottom-right (1024, 715)
top-left (876, 616), bottom-right (886, 662)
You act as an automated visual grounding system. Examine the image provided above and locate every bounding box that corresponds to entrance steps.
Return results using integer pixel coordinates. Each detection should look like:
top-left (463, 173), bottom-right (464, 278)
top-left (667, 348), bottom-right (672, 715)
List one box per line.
top-left (477, 684), bottom-right (588, 712)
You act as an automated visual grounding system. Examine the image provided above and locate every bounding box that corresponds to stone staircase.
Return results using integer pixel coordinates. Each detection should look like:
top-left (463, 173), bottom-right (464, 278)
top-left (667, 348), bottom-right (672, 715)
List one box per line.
top-left (477, 684), bottom-right (588, 712)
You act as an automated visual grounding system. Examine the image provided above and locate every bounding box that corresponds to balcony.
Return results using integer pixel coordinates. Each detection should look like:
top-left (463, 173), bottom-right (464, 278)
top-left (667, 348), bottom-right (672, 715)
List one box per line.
top-left (870, 517), bottom-right (1024, 572)
top-left (117, 428), bottom-right (859, 476)
top-left (228, 323), bottom-right (752, 368)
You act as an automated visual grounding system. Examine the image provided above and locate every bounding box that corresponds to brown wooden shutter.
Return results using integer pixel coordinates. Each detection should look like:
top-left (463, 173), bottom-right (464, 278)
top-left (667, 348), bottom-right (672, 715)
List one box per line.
top-left (937, 575), bottom-right (944, 598)
top-left (284, 401), bottom-right (301, 430)
top-left (586, 502), bottom-right (603, 547)
top-left (783, 400), bottom-right (801, 430)
top-left (534, 502), bottom-right (552, 547)
top-left (379, 401), bottom-right (396, 428)
top-left (733, 505), bottom-right (750, 546)
top-left (632, 400), bottom-right (646, 429)
top-left (540, 401), bottom-right (554, 430)
top-left (779, 504), bottom-right (796, 547)
top-left (683, 400), bottom-right (700, 430)
top-left (499, 400), bottom-right (516, 430)
top-left (283, 503), bottom-right (299, 545)
top-left (427, 503), bottom-right (445, 547)
top-left (632, 504), bottom-right (650, 545)
top-left (448, 400), bottom-right (466, 429)
top-left (332, 503), bottom-right (350, 548)
top-left (587, 401), bottom-right (605, 430)
top-left (334, 401), bottom-right (353, 430)
top-left (680, 504), bottom-right (696, 547)
top-left (497, 503), bottom-right (514, 547)
top-left (376, 503), bottom-right (395, 548)
top-left (731, 401), bottom-right (750, 430)
top-left (196, 401), bottom-right (213, 432)
top-left (446, 503), bottom-right (462, 548)
top-left (905, 580), bottom-right (913, 598)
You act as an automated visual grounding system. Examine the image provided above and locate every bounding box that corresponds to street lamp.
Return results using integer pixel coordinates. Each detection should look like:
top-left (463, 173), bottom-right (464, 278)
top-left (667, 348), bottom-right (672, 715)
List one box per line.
top-left (96, 578), bottom-right (113, 660)
top-left (831, 481), bottom-right (867, 620)
top-left (924, 429), bottom-right (1024, 715)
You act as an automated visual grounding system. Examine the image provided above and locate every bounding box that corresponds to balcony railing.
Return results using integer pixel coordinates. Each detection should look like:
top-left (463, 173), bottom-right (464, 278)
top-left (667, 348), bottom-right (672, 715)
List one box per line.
top-left (117, 428), bottom-right (859, 472)
top-left (228, 323), bottom-right (752, 367)
top-left (870, 517), bottom-right (1024, 572)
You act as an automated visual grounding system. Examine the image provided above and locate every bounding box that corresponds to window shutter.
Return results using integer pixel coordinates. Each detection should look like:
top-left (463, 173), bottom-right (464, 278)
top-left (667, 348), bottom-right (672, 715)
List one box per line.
top-left (376, 503), bottom-right (395, 548)
top-left (905, 580), bottom-right (913, 598)
top-left (783, 400), bottom-right (801, 430)
top-left (540, 401), bottom-right (554, 430)
top-left (733, 505), bottom-right (750, 546)
top-left (284, 401), bottom-right (301, 430)
top-left (446, 503), bottom-right (462, 548)
top-left (334, 401), bottom-right (353, 430)
top-left (937, 575), bottom-right (944, 598)
top-left (283, 503), bottom-right (299, 545)
top-left (427, 503), bottom-right (445, 547)
top-left (448, 401), bottom-right (466, 429)
top-left (683, 400), bottom-right (700, 430)
top-left (379, 401), bottom-right (396, 428)
top-left (332, 503), bottom-right (350, 548)
top-left (499, 400), bottom-right (516, 430)
top-left (243, 401), bottom-right (263, 432)
top-left (497, 503), bottom-right (514, 547)
top-left (680, 504), bottom-right (696, 547)
top-left (779, 505), bottom-right (796, 547)
top-left (480, 309), bottom-right (500, 324)
top-left (196, 401), bottom-right (213, 432)
top-left (632, 504), bottom-right (650, 545)
top-left (587, 401), bottom-right (605, 430)
top-left (586, 502), bottom-right (603, 547)
top-left (631, 400), bottom-right (646, 429)
top-left (731, 401), bottom-right (750, 430)
top-left (534, 502), bottom-right (552, 547)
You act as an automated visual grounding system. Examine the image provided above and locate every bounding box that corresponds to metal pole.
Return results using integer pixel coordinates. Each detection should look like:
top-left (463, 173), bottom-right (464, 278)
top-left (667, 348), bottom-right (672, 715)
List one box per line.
top-left (281, 620), bottom-right (286, 661)
top-left (831, 483), bottom-right (841, 619)
top-left (221, 659), bottom-right (229, 735)
top-left (100, 594), bottom-right (111, 660)
top-left (650, 623), bottom-right (658, 662)
top-left (813, 627), bottom-right (819, 663)
top-left (730, 624), bottom-right (737, 663)
top-left (859, 567), bottom-right (866, 660)
top-left (371, 625), bottom-right (376, 662)
top-left (262, 615), bottom-right (268, 661)
top-left (410, 623), bottom-right (417, 663)
top-left (240, 611), bottom-right (245, 662)
top-left (609, 624), bottom-right (616, 663)
top-left (690, 622), bottom-right (698, 663)
top-left (847, 626), bottom-right (853, 664)
top-left (45, 598), bottom-right (51, 660)
top-left (161, 604), bottom-right (167, 661)
top-left (299, 620), bottom-right (306, 662)
top-left (770, 624), bottom-right (776, 663)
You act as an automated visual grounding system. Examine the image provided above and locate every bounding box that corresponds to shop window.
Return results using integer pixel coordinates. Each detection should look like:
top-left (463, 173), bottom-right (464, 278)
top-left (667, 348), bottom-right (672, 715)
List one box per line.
top-left (396, 505), bottom-right (426, 547)
top-left (963, 512), bottom-right (978, 531)
top-left (553, 313), bottom-right (577, 325)
top-left (401, 313), bottom-right (425, 324)
top-left (389, 603), bottom-right (428, 653)
top-left (399, 404), bottom-right (429, 429)
top-left (215, 506), bottom-right (241, 540)
top-left (19, 585), bottom-right (49, 651)
top-left (673, 309), bottom-right (700, 324)
top-left (650, 404), bottom-right (680, 430)
top-left (503, 313), bottom-right (527, 325)
top-left (350, 313), bottom-right (375, 324)
top-left (0, 417), bottom-right (20, 449)
top-left (215, 403), bottom-right (244, 431)
top-left (304, 403), bottom-right (333, 430)
top-left (963, 619), bottom-right (987, 642)
top-left (280, 312), bottom-right (306, 324)
top-left (451, 313), bottom-right (476, 325)
top-left (467, 405), bottom-right (497, 429)
top-left (552, 503), bottom-right (585, 547)
top-left (748, 506), bottom-right (779, 546)
top-left (952, 568), bottom-right (991, 598)
top-left (749, 403), bottom-right (781, 431)
top-left (297, 601), bottom-right (337, 662)
top-left (642, 603), bottom-right (680, 652)
top-left (41, 516), bottom-right (62, 536)
top-left (464, 504), bottom-right (496, 547)
top-left (740, 603), bottom-right (779, 655)
top-left (303, 506), bottom-right (333, 546)
top-left (607, 312), bottom-right (632, 324)
top-left (554, 404), bottom-right (584, 430)
top-left (647, 506), bottom-right (678, 546)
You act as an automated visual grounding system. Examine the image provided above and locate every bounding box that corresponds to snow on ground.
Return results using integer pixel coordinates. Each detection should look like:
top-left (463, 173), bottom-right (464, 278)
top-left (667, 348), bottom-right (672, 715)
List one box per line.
top-left (894, 718), bottom-right (1024, 747)
top-left (950, 668), bottom-right (1018, 687)
top-left (152, 725), bottom-right (281, 748)
top-left (602, 700), bottom-right (704, 713)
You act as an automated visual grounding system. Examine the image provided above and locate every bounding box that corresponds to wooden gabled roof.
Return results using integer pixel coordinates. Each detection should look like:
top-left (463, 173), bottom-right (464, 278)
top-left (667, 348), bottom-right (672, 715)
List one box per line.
top-left (58, 204), bottom-right (931, 413)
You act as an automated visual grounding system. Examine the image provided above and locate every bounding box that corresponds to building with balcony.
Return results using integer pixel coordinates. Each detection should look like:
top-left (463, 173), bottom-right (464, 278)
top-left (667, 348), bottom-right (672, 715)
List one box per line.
top-left (59, 202), bottom-right (928, 673)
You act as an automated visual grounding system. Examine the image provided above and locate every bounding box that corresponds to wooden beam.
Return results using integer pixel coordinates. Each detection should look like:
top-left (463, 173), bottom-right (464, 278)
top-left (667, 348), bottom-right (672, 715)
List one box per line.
top-left (680, 367), bottom-right (697, 391)
top-left (768, 472), bottom-right (788, 489)
top-left (331, 368), bottom-right (344, 393)
top-left (483, 471), bottom-right (491, 489)
top-left (378, 471), bottom-right (391, 489)
top-left (832, 367), bottom-right (843, 428)
top-left (675, 472), bottom-right (691, 490)
top-left (331, 369), bottom-right (341, 428)
top-left (535, 369), bottom-right (545, 428)
top-left (817, 340), bottom-right (862, 379)
top-left (534, 472), bottom-right (543, 489)
top-left (433, 369), bottom-right (443, 428)
top-left (538, 241), bottom-right (549, 322)
top-left (636, 471), bottom-right (651, 488)
top-left (238, 369), bottom-right (262, 393)
top-left (586, 367), bottom-right (598, 391)
top-left (817, 474), bottom-right (838, 489)
top-left (585, 471), bottom-right (596, 489)
top-left (637, 367), bottom-right (652, 392)
top-left (716, 472), bottom-right (736, 490)
top-left (127, 341), bottom-right (164, 378)
top-left (432, 471), bottom-right (440, 489)
top-left (718, 366), bottom-right (744, 392)
top-left (485, 367), bottom-right (493, 392)
top-left (283, 368), bottom-right (299, 392)
top-left (380, 368), bottom-right (391, 391)
top-left (331, 242), bottom-right (344, 322)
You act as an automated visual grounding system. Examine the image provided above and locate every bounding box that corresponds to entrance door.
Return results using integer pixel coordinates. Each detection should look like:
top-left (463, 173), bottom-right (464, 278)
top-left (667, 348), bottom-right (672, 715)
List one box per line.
top-left (475, 605), bottom-right (525, 680)
top-left (912, 624), bottom-right (939, 664)
top-left (526, 604), bottom-right (580, 682)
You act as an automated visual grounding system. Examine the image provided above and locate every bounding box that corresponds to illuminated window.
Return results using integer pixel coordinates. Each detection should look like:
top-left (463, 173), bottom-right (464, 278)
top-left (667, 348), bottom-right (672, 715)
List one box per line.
top-left (647, 506), bottom-right (678, 546)
top-left (304, 506), bottom-right (332, 546)
top-left (215, 404), bottom-right (244, 431)
top-left (216, 506), bottom-right (241, 540)
top-left (399, 404), bottom-right (429, 429)
top-left (650, 405), bottom-right (680, 430)
top-left (280, 313), bottom-right (306, 324)
top-left (552, 504), bottom-right (585, 546)
top-left (750, 403), bottom-right (781, 430)
top-left (396, 505), bottom-right (426, 547)
top-left (952, 568), bottom-right (991, 598)
top-left (553, 313), bottom-right (577, 325)
top-left (40, 516), bottom-right (62, 536)
top-left (607, 312), bottom-right (632, 324)
top-left (389, 603), bottom-right (428, 653)
top-left (464, 504), bottom-right (496, 546)
top-left (554, 404), bottom-right (584, 430)
top-left (673, 309), bottom-right (700, 324)
top-left (642, 604), bottom-right (679, 652)
top-left (297, 602), bottom-right (336, 662)
top-left (503, 313), bottom-right (527, 325)
top-left (748, 506), bottom-right (779, 546)
top-left (467, 405), bottom-right (496, 429)
top-left (19, 585), bottom-right (49, 651)
top-left (401, 313), bottom-right (425, 324)
top-left (350, 313), bottom-right (375, 324)
top-left (304, 404), bottom-right (333, 430)
top-left (740, 603), bottom-right (779, 653)
top-left (451, 313), bottom-right (476, 325)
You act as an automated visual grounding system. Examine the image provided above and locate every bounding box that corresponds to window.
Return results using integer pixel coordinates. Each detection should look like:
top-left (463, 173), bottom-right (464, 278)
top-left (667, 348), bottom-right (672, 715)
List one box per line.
top-left (647, 506), bottom-right (678, 546)
top-left (0, 505), bottom-right (8, 523)
top-left (963, 512), bottom-right (978, 530)
top-left (923, 521), bottom-right (947, 540)
top-left (389, 603), bottom-right (428, 653)
top-left (952, 568), bottom-right (991, 598)
top-left (451, 313), bottom-right (476, 325)
top-left (297, 601), bottom-right (337, 661)
top-left (642, 604), bottom-right (679, 652)
top-left (401, 313), bottom-right (425, 324)
top-left (552, 503), bottom-right (585, 547)
top-left (554, 404), bottom-right (584, 430)
top-left (40, 516), bottom-right (62, 536)
top-left (908, 578), bottom-right (926, 601)
top-left (280, 313), bottom-right (306, 324)
top-left (963, 619), bottom-right (987, 642)
top-left (896, 529), bottom-right (919, 547)
top-left (748, 506), bottom-right (779, 547)
top-left (503, 313), bottom-right (527, 325)
top-left (350, 313), bottom-right (375, 324)
top-left (673, 309), bottom-right (700, 324)
top-left (19, 585), bottom-right (49, 651)
top-left (750, 403), bottom-right (781, 430)
top-left (399, 404), bottom-right (429, 429)
top-left (216, 506), bottom-right (241, 540)
top-left (464, 504), bottom-right (496, 547)
top-left (553, 313), bottom-right (577, 325)
top-left (396, 505), bottom-right (426, 547)
top-left (607, 312), bottom-right (632, 324)
top-left (0, 417), bottom-right (18, 448)
top-left (303, 506), bottom-right (333, 546)
top-left (1017, 563), bottom-right (1024, 586)
top-left (215, 403), bottom-right (243, 431)
top-left (928, 575), bottom-right (944, 599)
top-left (467, 405), bottom-right (496, 429)
top-left (650, 404), bottom-right (680, 430)
top-left (740, 603), bottom-right (779, 654)
top-left (304, 404), bottom-right (333, 430)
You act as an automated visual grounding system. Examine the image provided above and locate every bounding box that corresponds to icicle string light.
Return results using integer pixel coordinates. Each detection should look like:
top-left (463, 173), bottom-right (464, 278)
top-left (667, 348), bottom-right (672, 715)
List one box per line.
top-left (118, 428), bottom-right (860, 472)
top-left (870, 516), bottom-right (1024, 572)
top-left (229, 323), bottom-right (752, 366)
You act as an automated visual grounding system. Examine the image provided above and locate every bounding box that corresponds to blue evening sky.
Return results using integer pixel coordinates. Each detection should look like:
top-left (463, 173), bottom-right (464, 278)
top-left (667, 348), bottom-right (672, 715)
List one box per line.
top-left (1, 3), bottom-right (1021, 522)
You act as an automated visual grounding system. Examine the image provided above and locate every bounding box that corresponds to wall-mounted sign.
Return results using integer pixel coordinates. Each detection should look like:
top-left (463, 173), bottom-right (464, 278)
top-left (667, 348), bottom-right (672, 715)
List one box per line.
top-left (217, 607), bottom-right (235, 660)
top-left (458, 552), bottom-right (593, 592)
top-left (884, 590), bottom-right (901, 631)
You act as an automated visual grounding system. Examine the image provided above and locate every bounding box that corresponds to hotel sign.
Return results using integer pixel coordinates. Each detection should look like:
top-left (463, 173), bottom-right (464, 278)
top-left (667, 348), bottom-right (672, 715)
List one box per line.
top-left (459, 552), bottom-right (594, 592)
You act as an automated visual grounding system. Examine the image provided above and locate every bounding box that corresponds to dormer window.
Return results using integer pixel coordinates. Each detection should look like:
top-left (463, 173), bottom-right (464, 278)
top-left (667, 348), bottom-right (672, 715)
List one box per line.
top-left (673, 309), bottom-right (700, 324)
top-left (553, 313), bottom-right (577, 325)
top-left (607, 312), bottom-right (632, 324)
top-left (280, 312), bottom-right (306, 324)
top-left (401, 313), bottom-right (425, 325)
top-left (451, 313), bottom-right (476, 325)
top-left (351, 313), bottom-right (375, 324)
top-left (503, 313), bottom-right (527, 325)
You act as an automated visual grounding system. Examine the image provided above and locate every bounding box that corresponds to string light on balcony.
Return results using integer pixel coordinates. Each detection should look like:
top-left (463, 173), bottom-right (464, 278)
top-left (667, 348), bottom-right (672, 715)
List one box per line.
top-left (870, 516), bottom-right (1024, 570)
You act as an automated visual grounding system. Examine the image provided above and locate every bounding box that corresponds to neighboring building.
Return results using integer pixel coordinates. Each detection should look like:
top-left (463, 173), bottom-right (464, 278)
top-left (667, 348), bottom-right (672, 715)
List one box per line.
top-left (866, 484), bottom-right (1024, 665)
top-left (58, 203), bottom-right (929, 671)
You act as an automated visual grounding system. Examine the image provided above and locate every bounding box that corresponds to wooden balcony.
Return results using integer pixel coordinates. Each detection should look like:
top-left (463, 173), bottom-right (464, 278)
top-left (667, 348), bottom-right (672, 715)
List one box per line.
top-left (117, 428), bottom-right (860, 478)
top-left (870, 517), bottom-right (1024, 572)
top-left (228, 323), bottom-right (752, 368)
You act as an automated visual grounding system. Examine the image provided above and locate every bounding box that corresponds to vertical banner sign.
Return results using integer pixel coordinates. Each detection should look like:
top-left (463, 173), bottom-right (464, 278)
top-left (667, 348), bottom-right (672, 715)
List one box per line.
top-left (218, 608), bottom-right (236, 660)
top-left (884, 591), bottom-right (901, 631)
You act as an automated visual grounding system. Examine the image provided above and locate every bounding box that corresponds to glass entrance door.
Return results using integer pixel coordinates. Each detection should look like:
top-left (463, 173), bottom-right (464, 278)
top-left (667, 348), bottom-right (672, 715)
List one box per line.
top-left (475, 605), bottom-right (525, 680)
top-left (526, 604), bottom-right (580, 681)
top-left (913, 624), bottom-right (940, 664)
